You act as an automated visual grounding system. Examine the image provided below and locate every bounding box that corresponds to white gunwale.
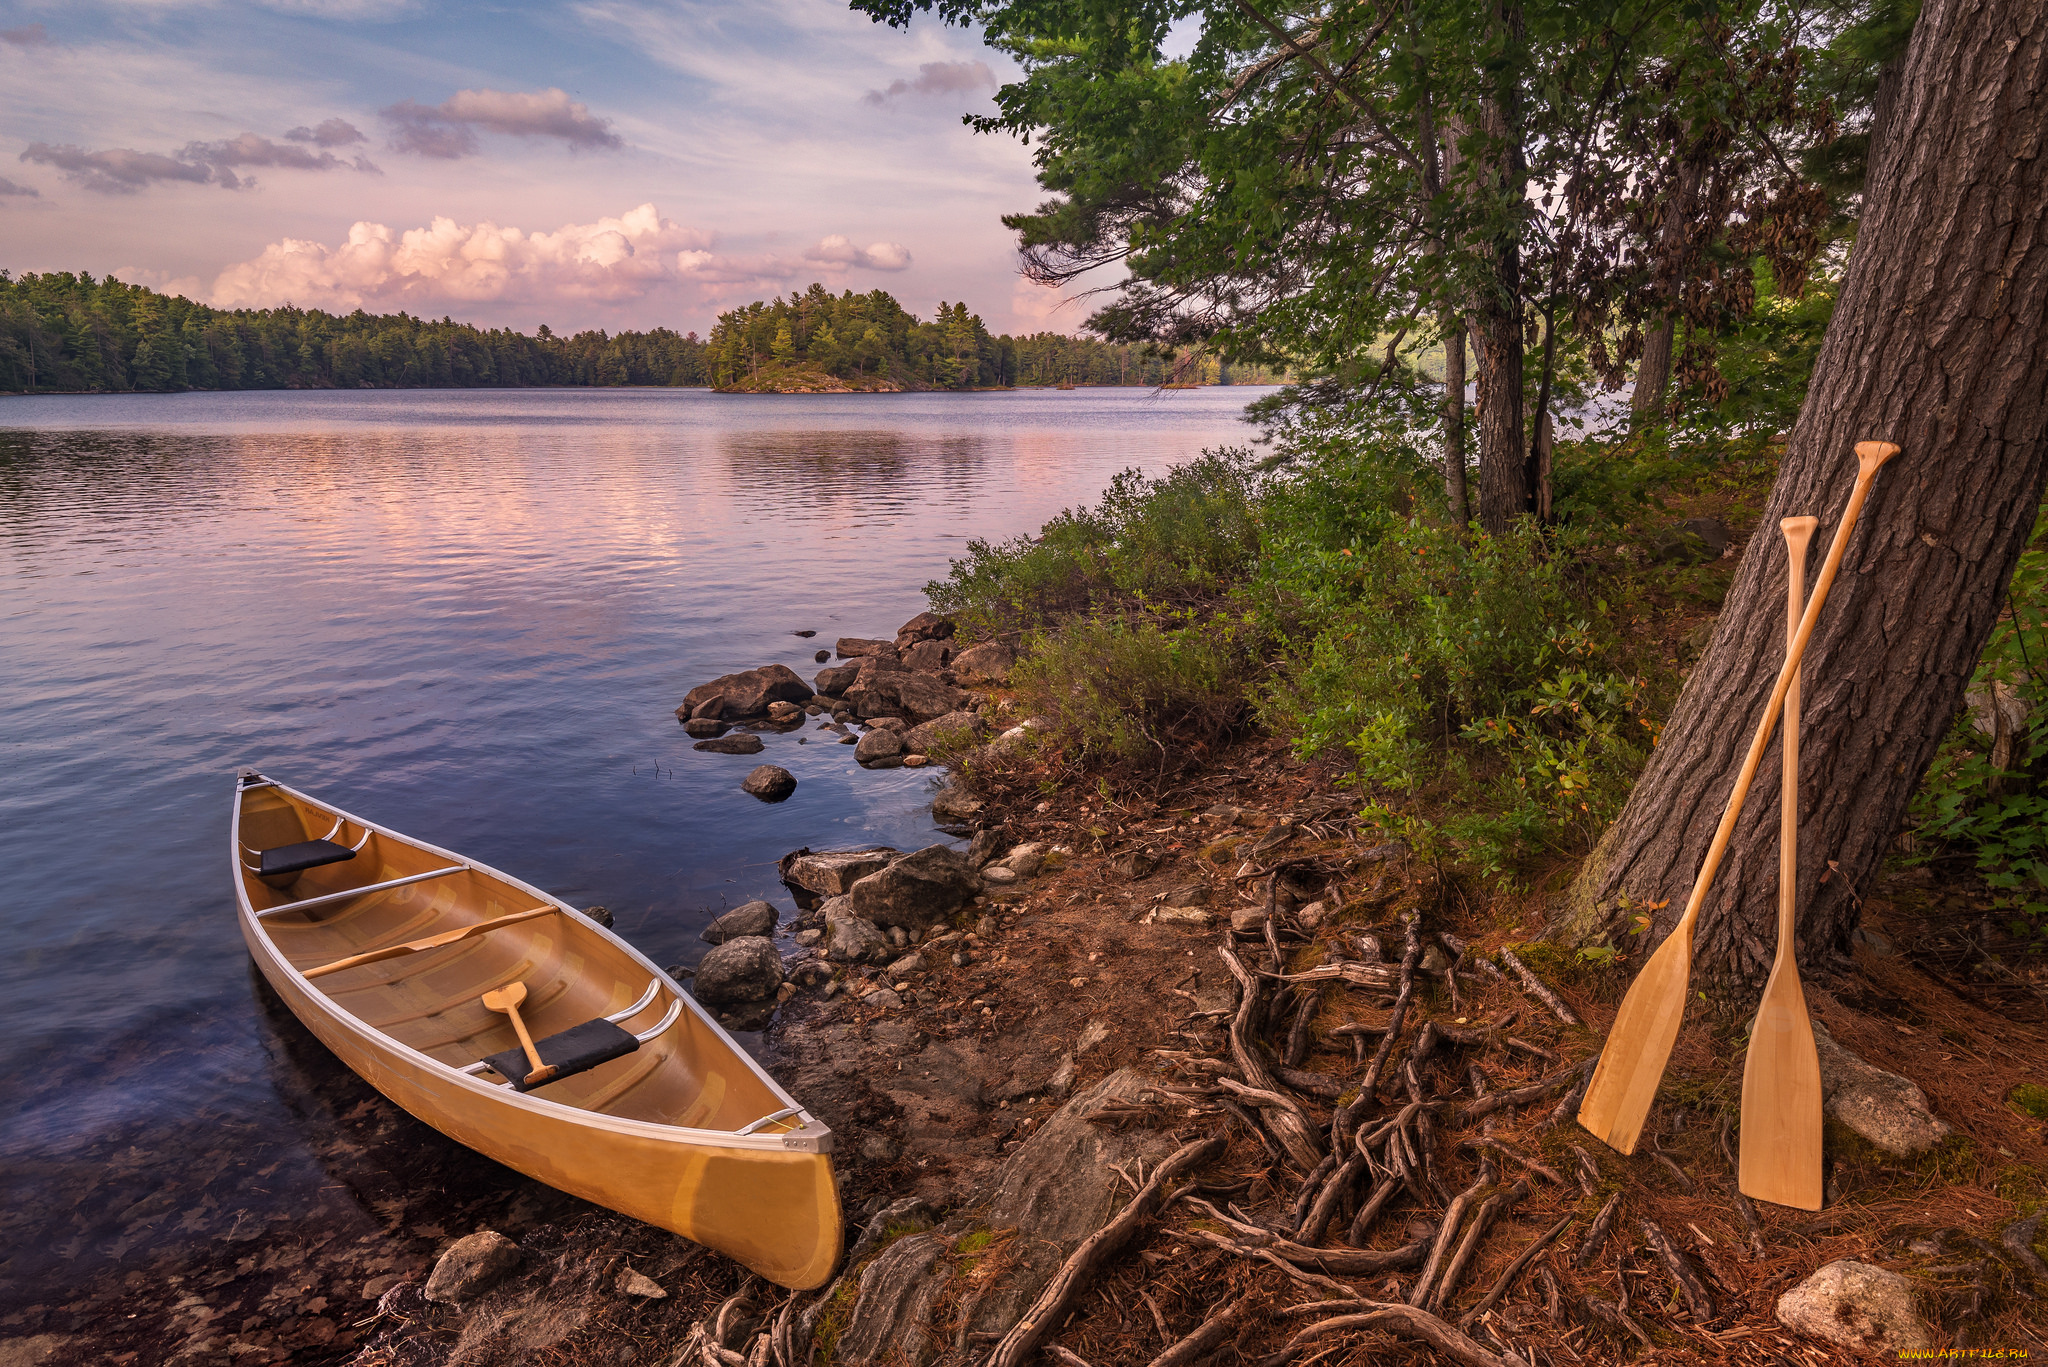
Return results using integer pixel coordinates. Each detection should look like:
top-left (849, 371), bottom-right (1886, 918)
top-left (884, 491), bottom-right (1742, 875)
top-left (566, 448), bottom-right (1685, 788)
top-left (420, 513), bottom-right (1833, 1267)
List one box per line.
top-left (230, 773), bottom-right (832, 1156)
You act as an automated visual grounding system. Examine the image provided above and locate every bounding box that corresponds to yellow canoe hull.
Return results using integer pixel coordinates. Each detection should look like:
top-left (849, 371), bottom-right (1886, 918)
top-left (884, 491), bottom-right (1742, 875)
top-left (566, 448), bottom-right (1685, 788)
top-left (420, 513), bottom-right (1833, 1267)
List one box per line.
top-left (232, 775), bottom-right (841, 1289)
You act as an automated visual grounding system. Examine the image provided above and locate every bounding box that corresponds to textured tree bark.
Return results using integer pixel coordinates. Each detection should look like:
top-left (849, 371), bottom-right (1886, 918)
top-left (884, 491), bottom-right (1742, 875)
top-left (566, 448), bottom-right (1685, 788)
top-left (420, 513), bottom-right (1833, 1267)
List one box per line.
top-left (1630, 318), bottom-right (1674, 429)
top-left (1558, 0), bottom-right (2048, 995)
top-left (1444, 318), bottom-right (1470, 526)
top-left (1475, 1), bottom-right (1530, 535)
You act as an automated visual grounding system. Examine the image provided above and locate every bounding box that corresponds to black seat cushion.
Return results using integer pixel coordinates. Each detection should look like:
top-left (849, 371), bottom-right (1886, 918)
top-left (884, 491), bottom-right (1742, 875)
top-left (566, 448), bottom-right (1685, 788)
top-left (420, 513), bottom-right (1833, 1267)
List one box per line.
top-left (482, 1018), bottom-right (640, 1093)
top-left (259, 839), bottom-right (358, 878)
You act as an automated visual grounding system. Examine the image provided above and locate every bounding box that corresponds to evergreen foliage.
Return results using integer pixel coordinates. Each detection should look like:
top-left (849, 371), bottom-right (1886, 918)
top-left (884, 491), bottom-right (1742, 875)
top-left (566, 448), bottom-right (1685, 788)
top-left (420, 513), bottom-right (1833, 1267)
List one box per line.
top-left (707, 282), bottom-right (1283, 390)
top-left (0, 271), bottom-right (708, 394)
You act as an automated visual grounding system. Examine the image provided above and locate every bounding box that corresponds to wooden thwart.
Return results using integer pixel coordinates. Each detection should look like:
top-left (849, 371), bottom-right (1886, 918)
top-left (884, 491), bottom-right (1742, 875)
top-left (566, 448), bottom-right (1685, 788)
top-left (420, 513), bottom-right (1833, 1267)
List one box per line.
top-left (302, 905), bottom-right (558, 979)
top-left (1578, 440), bottom-right (1900, 1155)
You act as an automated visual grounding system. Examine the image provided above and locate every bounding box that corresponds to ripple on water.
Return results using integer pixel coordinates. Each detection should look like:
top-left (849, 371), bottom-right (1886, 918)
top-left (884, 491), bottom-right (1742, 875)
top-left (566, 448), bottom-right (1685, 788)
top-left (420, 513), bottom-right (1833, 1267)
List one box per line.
top-left (0, 385), bottom-right (1266, 1306)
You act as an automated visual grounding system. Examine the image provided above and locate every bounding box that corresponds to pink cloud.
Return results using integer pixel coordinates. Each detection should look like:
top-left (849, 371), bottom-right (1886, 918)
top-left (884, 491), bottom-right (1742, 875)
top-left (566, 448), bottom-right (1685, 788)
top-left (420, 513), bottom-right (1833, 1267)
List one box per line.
top-left (208, 206), bottom-right (925, 314)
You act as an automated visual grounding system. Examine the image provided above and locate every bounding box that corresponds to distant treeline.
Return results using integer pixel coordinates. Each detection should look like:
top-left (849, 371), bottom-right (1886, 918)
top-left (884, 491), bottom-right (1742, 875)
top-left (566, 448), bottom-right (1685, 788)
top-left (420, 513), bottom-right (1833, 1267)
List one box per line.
top-left (0, 270), bottom-right (1282, 395)
top-left (709, 283), bottom-right (1284, 390)
top-left (0, 271), bottom-right (708, 393)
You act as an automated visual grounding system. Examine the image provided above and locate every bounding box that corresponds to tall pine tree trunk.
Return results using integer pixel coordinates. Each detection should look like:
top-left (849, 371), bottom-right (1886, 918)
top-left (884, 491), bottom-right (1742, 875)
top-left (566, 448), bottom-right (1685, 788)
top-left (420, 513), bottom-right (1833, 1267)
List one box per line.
top-left (1557, 0), bottom-right (2048, 994)
top-left (1475, 1), bottom-right (1529, 535)
top-left (1630, 318), bottom-right (1674, 429)
top-left (1444, 319), bottom-right (1470, 525)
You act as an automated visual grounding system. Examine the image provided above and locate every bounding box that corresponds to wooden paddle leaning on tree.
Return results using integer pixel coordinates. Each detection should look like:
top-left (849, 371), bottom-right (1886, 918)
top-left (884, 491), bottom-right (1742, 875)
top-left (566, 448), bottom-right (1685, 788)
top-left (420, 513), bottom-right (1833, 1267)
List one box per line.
top-left (1739, 516), bottom-right (1825, 1209)
top-left (1578, 440), bottom-right (1901, 1155)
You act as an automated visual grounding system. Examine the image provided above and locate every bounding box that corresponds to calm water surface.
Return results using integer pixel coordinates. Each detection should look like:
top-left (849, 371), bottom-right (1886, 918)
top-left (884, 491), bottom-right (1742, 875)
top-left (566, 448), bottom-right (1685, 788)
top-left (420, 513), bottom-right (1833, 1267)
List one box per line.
top-left (0, 385), bottom-right (1266, 1306)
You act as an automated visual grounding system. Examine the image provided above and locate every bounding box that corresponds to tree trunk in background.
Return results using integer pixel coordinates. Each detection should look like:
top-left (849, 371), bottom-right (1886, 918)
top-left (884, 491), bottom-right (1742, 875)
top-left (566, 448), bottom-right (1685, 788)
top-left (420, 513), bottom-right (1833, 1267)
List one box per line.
top-left (1556, 0), bottom-right (2048, 995)
top-left (1630, 318), bottom-right (1673, 429)
top-left (1444, 318), bottom-right (1470, 525)
top-left (1475, 1), bottom-right (1529, 535)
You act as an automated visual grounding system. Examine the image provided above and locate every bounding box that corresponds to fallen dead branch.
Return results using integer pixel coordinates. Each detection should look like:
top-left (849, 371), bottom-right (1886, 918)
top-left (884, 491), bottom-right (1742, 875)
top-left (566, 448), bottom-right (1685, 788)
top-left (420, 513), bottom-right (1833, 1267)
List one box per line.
top-left (1458, 1059), bottom-right (1593, 1123)
top-left (1575, 1192), bottom-right (1622, 1269)
top-left (1257, 1303), bottom-right (1527, 1367)
top-left (1457, 1212), bottom-right (1575, 1331)
top-left (1642, 1217), bottom-right (1717, 1320)
top-left (1431, 1178), bottom-right (1530, 1313)
top-left (987, 1134), bottom-right (1227, 1367)
top-left (1145, 1301), bottom-right (1245, 1367)
top-left (1498, 947), bottom-right (1580, 1025)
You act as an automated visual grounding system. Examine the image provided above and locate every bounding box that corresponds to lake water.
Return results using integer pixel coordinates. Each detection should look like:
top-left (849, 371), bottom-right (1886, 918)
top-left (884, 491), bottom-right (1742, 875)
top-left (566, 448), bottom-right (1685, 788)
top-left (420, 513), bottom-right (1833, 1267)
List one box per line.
top-left (0, 385), bottom-right (1268, 1312)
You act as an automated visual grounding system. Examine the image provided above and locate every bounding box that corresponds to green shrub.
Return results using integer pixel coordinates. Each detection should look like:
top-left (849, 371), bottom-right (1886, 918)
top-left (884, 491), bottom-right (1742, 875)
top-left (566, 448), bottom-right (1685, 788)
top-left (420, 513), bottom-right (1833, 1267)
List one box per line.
top-left (928, 449), bottom-right (1263, 635)
top-left (1257, 515), bottom-right (1654, 879)
top-left (1011, 613), bottom-right (1257, 777)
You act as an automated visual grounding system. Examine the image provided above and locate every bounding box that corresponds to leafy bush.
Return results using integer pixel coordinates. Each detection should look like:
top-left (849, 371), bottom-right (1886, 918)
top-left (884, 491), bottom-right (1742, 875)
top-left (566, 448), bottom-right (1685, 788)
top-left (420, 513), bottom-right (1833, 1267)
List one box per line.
top-left (927, 449), bottom-right (1263, 635)
top-left (1010, 613), bottom-right (1257, 779)
top-left (1257, 512), bottom-right (1654, 878)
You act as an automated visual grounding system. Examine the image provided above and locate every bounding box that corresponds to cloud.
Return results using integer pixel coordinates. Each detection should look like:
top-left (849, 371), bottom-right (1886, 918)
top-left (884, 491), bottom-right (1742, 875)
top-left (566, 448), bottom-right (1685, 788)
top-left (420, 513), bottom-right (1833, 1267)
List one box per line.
top-left (20, 143), bottom-right (213, 194)
top-left (22, 130), bottom-right (379, 193)
top-left (381, 87), bottom-right (623, 158)
top-left (806, 234), bottom-right (911, 271)
top-left (179, 133), bottom-right (381, 186)
top-left (1, 23), bottom-right (48, 47)
top-left (285, 118), bottom-right (366, 148)
top-left (209, 203), bottom-right (716, 310)
top-left (0, 175), bottom-right (39, 199)
top-left (863, 60), bottom-right (994, 107)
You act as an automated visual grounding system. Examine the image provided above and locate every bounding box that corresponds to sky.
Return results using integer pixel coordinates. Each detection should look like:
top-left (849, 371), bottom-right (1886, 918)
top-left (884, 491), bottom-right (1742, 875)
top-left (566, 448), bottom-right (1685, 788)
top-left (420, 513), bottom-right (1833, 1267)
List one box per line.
top-left (0, 0), bottom-right (1092, 336)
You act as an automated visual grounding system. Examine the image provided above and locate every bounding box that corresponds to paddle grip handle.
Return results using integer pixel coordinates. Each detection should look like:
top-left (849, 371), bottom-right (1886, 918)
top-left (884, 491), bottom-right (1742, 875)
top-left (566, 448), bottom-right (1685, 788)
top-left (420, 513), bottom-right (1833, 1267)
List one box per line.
top-left (1672, 442), bottom-right (1898, 933)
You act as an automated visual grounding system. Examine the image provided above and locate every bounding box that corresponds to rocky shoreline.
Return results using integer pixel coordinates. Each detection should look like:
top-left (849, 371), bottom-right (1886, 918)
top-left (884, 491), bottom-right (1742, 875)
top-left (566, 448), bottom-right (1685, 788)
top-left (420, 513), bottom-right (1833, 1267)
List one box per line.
top-left (8, 612), bottom-right (2044, 1366)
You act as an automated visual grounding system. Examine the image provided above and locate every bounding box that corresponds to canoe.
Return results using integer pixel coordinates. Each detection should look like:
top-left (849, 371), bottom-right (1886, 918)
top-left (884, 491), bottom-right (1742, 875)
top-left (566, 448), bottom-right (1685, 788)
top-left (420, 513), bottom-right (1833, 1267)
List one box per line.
top-left (230, 771), bottom-right (841, 1289)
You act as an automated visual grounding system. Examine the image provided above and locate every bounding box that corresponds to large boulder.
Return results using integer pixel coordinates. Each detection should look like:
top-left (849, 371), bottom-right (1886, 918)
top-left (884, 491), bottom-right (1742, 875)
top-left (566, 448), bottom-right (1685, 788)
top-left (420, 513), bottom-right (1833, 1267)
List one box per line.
top-left (949, 641), bottom-right (1015, 685)
top-left (822, 896), bottom-right (891, 963)
top-left (901, 639), bottom-right (952, 673)
top-left (850, 845), bottom-right (979, 931)
top-left (692, 936), bottom-right (784, 1005)
top-left (1776, 1260), bottom-right (1935, 1355)
top-left (677, 664), bottom-right (812, 721)
top-left (895, 611), bottom-right (956, 649)
top-left (903, 710), bottom-right (982, 756)
top-left (814, 663), bottom-right (862, 697)
top-left (855, 728), bottom-right (905, 766)
top-left (836, 637), bottom-right (896, 660)
top-left (741, 765), bottom-right (797, 801)
top-left (782, 847), bottom-right (901, 897)
top-left (423, 1230), bottom-right (522, 1304)
top-left (702, 901), bottom-right (778, 944)
top-left (845, 656), bottom-right (965, 724)
top-left (1813, 1023), bottom-right (1954, 1156)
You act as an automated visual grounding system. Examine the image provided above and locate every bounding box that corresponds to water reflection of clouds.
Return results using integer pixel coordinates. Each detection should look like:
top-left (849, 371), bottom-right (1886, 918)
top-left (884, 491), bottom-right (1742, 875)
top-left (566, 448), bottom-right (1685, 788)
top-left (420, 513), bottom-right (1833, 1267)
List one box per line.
top-left (0, 387), bottom-right (1271, 1309)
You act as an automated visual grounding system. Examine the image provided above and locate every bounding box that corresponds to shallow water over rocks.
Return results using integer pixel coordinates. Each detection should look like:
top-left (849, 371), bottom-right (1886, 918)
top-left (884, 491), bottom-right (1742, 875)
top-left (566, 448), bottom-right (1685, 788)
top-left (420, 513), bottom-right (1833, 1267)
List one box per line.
top-left (0, 385), bottom-right (1264, 1343)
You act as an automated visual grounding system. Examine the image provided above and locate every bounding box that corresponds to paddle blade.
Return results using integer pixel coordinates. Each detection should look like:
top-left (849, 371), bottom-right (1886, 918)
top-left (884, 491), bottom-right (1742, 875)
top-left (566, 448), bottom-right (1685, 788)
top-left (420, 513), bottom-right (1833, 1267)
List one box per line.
top-left (1578, 924), bottom-right (1695, 1154)
top-left (1739, 965), bottom-right (1824, 1209)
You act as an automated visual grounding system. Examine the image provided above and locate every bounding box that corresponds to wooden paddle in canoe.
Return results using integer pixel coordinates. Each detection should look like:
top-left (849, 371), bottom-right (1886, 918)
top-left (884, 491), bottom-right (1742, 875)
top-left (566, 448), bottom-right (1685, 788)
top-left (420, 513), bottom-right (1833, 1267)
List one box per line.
top-left (231, 772), bottom-right (842, 1290)
top-left (1578, 440), bottom-right (1899, 1155)
top-left (1739, 515), bottom-right (1825, 1210)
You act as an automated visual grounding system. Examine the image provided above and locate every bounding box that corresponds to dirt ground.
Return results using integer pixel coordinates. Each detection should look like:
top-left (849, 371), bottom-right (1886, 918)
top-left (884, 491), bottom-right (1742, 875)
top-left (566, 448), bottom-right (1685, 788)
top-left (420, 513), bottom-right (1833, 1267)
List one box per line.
top-left (9, 729), bottom-right (2044, 1366)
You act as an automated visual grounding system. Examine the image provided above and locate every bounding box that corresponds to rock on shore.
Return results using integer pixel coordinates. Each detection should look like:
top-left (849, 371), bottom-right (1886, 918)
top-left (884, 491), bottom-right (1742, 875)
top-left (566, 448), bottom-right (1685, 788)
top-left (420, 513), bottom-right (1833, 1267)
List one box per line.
top-left (849, 846), bottom-right (978, 931)
top-left (782, 848), bottom-right (900, 898)
top-left (676, 664), bottom-right (812, 722)
top-left (701, 901), bottom-right (778, 944)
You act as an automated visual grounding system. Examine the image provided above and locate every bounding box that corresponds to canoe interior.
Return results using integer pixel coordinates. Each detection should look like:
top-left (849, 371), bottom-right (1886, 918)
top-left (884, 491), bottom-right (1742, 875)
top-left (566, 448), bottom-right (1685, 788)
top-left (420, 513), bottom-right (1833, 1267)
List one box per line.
top-left (237, 784), bottom-right (788, 1134)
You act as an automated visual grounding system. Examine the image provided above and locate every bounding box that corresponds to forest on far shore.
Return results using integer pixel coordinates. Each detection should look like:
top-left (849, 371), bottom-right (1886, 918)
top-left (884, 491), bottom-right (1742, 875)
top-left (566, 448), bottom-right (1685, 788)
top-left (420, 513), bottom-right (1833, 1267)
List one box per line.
top-left (0, 271), bottom-right (1277, 395)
